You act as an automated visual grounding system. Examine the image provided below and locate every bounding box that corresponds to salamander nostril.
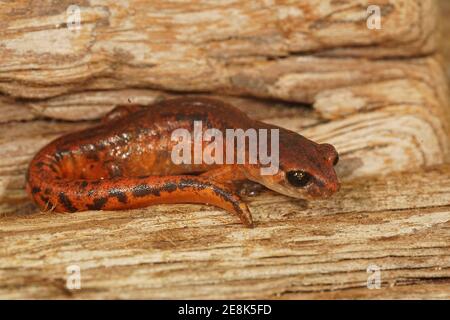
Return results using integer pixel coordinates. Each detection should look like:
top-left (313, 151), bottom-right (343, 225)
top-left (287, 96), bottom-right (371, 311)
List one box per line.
top-left (333, 153), bottom-right (339, 166)
top-left (319, 143), bottom-right (339, 166)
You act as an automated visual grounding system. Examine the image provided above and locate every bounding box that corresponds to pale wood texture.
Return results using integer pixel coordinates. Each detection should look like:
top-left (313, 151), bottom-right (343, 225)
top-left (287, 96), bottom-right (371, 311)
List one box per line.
top-left (0, 0), bottom-right (439, 99)
top-left (441, 0), bottom-right (450, 101)
top-left (0, 0), bottom-right (449, 299)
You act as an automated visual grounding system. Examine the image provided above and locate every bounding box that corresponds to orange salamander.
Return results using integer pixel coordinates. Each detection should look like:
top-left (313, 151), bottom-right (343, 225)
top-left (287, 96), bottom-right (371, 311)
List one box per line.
top-left (26, 97), bottom-right (340, 227)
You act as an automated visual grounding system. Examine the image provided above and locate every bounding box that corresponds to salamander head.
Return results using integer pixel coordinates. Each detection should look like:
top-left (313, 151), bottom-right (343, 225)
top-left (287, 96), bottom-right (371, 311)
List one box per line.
top-left (245, 131), bottom-right (340, 200)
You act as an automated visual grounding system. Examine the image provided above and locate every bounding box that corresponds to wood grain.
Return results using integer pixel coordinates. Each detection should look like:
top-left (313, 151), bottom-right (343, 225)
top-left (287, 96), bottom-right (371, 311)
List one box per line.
top-left (0, 0), bottom-right (449, 299)
top-left (0, 0), bottom-right (438, 99)
top-left (440, 0), bottom-right (450, 102)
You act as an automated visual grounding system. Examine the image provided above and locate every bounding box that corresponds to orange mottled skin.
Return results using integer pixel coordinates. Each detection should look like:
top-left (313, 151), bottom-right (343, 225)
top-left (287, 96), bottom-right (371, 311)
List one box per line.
top-left (26, 97), bottom-right (340, 227)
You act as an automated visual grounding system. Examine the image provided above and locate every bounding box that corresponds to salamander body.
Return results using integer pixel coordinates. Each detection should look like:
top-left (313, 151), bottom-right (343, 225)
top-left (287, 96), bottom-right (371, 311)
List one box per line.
top-left (26, 97), bottom-right (340, 227)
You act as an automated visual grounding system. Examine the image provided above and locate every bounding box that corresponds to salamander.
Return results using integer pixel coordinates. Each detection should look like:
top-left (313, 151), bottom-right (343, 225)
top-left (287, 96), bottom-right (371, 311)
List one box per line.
top-left (26, 97), bottom-right (340, 227)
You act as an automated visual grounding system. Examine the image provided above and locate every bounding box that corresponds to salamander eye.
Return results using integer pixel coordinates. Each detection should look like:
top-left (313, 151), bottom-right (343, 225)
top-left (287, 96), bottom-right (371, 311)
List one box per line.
top-left (286, 170), bottom-right (312, 188)
top-left (333, 154), bottom-right (339, 166)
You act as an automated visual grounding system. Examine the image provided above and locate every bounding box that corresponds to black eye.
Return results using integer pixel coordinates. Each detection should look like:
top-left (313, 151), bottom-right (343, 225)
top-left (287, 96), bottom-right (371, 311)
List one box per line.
top-left (286, 170), bottom-right (312, 187)
top-left (333, 154), bottom-right (339, 166)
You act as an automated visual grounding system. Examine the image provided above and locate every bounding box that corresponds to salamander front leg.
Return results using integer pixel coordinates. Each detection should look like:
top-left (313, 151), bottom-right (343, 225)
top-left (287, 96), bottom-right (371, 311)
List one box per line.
top-left (200, 166), bottom-right (264, 197)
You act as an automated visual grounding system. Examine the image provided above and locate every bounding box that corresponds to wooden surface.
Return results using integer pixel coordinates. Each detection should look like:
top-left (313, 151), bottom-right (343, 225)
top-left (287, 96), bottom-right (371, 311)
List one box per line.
top-left (441, 0), bottom-right (450, 96)
top-left (0, 0), bottom-right (449, 299)
top-left (0, 0), bottom-right (439, 99)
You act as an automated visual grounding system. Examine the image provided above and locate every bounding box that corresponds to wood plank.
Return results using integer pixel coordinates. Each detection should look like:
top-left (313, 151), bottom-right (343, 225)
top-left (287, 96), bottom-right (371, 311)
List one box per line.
top-left (0, 0), bottom-right (449, 300)
top-left (0, 0), bottom-right (438, 99)
top-left (440, 0), bottom-right (450, 105)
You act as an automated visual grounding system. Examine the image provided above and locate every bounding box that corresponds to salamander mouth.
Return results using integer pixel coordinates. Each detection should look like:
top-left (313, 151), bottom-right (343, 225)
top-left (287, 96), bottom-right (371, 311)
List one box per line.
top-left (266, 178), bottom-right (339, 200)
top-left (245, 173), bottom-right (310, 200)
top-left (262, 181), bottom-right (310, 200)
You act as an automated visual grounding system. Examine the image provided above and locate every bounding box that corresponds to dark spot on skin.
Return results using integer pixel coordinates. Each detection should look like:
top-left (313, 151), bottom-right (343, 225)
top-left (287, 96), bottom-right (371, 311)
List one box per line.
top-left (80, 181), bottom-right (88, 189)
top-left (129, 181), bottom-right (177, 199)
top-left (58, 192), bottom-right (77, 212)
top-left (86, 197), bottom-right (108, 210)
top-left (54, 152), bottom-right (62, 162)
top-left (162, 182), bottom-right (178, 193)
top-left (35, 162), bottom-right (45, 168)
top-left (44, 188), bottom-right (52, 195)
top-left (31, 187), bottom-right (41, 194)
top-left (86, 151), bottom-right (100, 161)
top-left (49, 164), bottom-right (59, 174)
top-left (107, 163), bottom-right (122, 177)
top-left (109, 188), bottom-right (128, 203)
top-left (39, 195), bottom-right (54, 210)
top-left (96, 143), bottom-right (107, 151)
top-left (54, 149), bottom-right (70, 162)
top-left (178, 178), bottom-right (207, 191)
top-left (132, 184), bottom-right (160, 197)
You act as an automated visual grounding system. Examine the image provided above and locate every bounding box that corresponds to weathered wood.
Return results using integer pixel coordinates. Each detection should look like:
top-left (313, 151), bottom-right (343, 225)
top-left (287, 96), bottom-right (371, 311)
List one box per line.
top-left (1, 164), bottom-right (450, 299)
top-left (441, 0), bottom-right (450, 100)
top-left (0, 0), bottom-right (438, 99)
top-left (0, 0), bottom-right (449, 299)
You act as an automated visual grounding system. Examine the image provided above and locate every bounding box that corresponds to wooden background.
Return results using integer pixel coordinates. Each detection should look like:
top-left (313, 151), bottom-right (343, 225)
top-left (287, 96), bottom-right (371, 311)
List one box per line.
top-left (0, 0), bottom-right (449, 299)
